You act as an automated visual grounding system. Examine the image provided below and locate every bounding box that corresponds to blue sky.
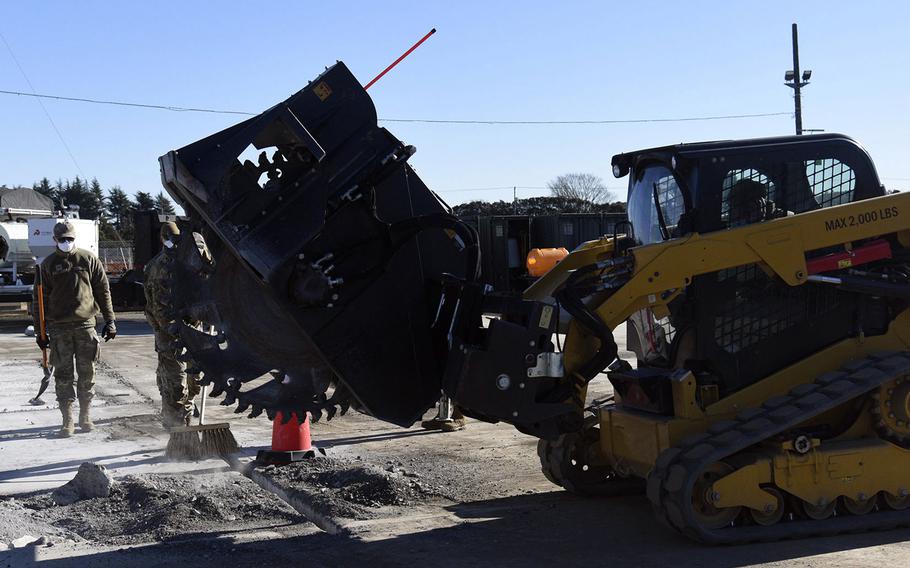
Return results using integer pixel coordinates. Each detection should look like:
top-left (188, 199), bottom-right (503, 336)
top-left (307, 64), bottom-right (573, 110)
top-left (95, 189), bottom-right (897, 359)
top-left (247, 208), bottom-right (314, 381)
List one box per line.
top-left (1, 1), bottom-right (908, 205)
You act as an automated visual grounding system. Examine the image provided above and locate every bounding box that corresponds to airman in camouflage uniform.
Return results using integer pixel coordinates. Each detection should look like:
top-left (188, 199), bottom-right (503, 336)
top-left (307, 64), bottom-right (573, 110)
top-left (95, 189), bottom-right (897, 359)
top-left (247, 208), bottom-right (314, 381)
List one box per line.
top-left (144, 222), bottom-right (201, 428)
top-left (33, 220), bottom-right (117, 438)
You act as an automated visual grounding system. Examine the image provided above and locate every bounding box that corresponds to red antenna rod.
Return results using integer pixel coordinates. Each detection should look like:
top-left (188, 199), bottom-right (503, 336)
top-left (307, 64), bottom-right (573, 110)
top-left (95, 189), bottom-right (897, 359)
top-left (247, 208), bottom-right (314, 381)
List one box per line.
top-left (364, 28), bottom-right (436, 91)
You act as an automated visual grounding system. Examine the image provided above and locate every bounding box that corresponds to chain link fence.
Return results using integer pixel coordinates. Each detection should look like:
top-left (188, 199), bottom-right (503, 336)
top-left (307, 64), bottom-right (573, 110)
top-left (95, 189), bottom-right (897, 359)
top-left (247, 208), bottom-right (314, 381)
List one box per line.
top-left (99, 240), bottom-right (134, 274)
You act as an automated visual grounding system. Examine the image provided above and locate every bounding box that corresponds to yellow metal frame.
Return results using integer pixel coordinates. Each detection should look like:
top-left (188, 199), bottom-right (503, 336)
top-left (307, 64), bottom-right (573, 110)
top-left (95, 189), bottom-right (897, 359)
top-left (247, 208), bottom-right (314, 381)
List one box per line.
top-left (598, 311), bottom-right (910, 477)
top-left (713, 438), bottom-right (910, 511)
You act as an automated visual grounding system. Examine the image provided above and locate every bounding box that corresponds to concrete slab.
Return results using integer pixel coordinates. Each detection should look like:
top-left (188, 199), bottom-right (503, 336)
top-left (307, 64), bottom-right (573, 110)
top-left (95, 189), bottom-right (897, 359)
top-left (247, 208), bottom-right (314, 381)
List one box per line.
top-left (0, 314), bottom-right (231, 495)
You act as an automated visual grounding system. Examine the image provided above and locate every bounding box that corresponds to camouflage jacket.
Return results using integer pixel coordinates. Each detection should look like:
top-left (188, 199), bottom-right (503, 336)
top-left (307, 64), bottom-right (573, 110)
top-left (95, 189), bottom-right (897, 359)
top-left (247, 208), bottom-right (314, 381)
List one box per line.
top-left (144, 233), bottom-right (214, 332)
top-left (33, 247), bottom-right (115, 332)
top-left (143, 248), bottom-right (175, 332)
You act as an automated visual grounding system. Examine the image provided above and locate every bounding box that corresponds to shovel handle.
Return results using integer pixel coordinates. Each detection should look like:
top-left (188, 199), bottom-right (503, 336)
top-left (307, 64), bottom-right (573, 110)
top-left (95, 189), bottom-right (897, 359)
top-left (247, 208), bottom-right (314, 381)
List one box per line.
top-left (36, 276), bottom-right (48, 344)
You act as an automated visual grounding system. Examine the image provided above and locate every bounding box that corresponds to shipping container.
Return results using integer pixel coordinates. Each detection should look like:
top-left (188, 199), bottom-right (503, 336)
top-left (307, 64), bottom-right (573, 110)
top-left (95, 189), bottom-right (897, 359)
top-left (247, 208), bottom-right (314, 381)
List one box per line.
top-left (462, 212), bottom-right (627, 292)
top-left (463, 215), bottom-right (532, 292)
top-left (531, 213), bottom-right (626, 251)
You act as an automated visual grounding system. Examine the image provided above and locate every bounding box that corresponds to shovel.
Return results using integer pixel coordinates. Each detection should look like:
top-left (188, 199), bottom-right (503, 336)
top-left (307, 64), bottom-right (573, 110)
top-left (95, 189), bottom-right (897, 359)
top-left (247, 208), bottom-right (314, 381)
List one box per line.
top-left (29, 269), bottom-right (53, 406)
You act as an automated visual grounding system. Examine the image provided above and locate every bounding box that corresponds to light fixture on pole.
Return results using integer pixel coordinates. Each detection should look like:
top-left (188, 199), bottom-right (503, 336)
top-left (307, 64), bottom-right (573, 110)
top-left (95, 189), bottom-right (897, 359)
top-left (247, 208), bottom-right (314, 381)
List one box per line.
top-left (784, 23), bottom-right (811, 135)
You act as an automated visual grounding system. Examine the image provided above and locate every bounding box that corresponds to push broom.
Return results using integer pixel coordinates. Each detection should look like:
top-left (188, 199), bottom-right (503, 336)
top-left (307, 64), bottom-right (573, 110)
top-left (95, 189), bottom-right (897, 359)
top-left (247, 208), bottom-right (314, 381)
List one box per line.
top-left (166, 382), bottom-right (238, 460)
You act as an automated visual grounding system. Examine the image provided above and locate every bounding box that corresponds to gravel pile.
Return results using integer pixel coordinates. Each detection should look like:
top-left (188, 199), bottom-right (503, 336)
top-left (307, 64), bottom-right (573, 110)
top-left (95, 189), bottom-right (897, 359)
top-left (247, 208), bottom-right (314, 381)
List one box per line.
top-left (257, 456), bottom-right (432, 521)
top-left (16, 472), bottom-right (302, 545)
top-left (0, 499), bottom-right (68, 549)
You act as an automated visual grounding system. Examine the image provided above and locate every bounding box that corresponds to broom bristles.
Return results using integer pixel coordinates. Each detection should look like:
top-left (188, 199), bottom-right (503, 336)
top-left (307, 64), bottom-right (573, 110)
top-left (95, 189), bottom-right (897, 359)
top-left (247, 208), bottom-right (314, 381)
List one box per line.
top-left (165, 431), bottom-right (202, 461)
top-left (200, 426), bottom-right (239, 458)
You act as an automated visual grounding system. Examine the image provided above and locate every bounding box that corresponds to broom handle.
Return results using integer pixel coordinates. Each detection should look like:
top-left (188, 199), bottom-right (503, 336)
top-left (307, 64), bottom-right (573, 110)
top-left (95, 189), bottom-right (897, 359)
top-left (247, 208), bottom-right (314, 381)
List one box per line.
top-left (197, 325), bottom-right (216, 426)
top-left (198, 383), bottom-right (207, 426)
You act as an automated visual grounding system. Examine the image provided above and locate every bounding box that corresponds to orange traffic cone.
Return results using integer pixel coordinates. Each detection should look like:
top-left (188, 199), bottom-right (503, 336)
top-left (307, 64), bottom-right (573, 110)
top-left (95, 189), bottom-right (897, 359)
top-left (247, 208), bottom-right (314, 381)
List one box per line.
top-left (255, 411), bottom-right (325, 465)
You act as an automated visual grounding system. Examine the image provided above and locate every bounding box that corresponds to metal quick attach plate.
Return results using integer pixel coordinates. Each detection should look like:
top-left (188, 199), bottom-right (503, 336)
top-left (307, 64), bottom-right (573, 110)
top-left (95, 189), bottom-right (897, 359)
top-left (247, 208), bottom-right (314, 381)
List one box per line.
top-left (528, 352), bottom-right (565, 378)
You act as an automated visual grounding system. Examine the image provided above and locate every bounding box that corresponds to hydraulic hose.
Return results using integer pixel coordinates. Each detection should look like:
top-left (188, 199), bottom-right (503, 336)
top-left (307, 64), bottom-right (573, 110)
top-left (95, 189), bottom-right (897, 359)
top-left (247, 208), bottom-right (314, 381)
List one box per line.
top-left (389, 213), bottom-right (481, 282)
top-left (555, 262), bottom-right (620, 382)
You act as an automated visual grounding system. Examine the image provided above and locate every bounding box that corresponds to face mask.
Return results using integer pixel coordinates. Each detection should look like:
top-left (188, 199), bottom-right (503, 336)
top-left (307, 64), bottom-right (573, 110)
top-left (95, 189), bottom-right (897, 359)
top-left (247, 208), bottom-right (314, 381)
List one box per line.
top-left (163, 240), bottom-right (174, 249)
top-left (57, 241), bottom-right (75, 253)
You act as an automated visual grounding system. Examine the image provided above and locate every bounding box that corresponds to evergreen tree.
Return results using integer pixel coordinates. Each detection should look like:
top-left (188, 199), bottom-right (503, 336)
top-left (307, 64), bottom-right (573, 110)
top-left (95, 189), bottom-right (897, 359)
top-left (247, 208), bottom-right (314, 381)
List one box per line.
top-left (86, 178), bottom-right (118, 239)
top-left (77, 177), bottom-right (105, 220)
top-left (57, 177), bottom-right (93, 216)
top-left (98, 222), bottom-right (120, 241)
top-left (106, 186), bottom-right (136, 241)
top-left (135, 191), bottom-right (156, 211)
top-left (89, 179), bottom-right (105, 213)
top-left (154, 192), bottom-right (176, 214)
top-left (32, 177), bottom-right (55, 200)
top-left (54, 179), bottom-right (65, 208)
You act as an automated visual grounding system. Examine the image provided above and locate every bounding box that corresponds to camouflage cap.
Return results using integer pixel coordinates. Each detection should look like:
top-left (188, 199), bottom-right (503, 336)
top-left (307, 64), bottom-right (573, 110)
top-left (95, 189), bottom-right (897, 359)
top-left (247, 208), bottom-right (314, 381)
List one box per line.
top-left (160, 222), bottom-right (180, 240)
top-left (53, 221), bottom-right (77, 239)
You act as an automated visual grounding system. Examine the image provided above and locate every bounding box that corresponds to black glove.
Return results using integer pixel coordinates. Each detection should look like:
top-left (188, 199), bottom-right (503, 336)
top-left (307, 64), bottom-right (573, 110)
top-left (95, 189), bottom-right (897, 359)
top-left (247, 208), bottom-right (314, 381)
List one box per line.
top-left (36, 334), bottom-right (50, 349)
top-left (101, 321), bottom-right (117, 342)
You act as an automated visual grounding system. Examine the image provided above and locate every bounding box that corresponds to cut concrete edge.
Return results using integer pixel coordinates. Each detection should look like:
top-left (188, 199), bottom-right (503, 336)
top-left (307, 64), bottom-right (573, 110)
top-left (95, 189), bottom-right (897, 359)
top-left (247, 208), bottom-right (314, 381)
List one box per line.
top-left (225, 455), bottom-right (350, 537)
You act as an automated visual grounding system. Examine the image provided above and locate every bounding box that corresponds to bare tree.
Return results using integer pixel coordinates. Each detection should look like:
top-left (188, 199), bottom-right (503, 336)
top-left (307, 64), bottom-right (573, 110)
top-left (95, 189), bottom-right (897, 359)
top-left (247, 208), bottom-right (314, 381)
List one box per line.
top-left (547, 173), bottom-right (613, 208)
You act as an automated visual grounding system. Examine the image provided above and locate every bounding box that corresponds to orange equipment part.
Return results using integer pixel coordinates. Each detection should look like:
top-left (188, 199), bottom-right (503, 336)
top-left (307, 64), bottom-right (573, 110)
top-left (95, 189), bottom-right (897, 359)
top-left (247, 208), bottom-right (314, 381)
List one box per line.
top-left (526, 247), bottom-right (569, 277)
top-left (271, 411), bottom-right (312, 452)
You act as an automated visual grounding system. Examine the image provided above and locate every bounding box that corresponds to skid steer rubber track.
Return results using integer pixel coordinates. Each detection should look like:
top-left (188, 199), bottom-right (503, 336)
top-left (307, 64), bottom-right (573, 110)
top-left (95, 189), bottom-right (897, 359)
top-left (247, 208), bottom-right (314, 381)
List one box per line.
top-left (647, 351), bottom-right (910, 544)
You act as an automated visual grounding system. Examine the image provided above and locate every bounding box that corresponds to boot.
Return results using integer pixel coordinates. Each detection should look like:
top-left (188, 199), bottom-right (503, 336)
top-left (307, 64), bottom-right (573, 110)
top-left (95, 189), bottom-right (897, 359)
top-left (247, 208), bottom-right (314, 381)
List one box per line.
top-left (58, 402), bottom-right (75, 438)
top-left (78, 401), bottom-right (95, 432)
top-left (422, 395), bottom-right (455, 431)
top-left (441, 407), bottom-right (466, 432)
top-left (420, 417), bottom-right (446, 430)
top-left (440, 417), bottom-right (466, 432)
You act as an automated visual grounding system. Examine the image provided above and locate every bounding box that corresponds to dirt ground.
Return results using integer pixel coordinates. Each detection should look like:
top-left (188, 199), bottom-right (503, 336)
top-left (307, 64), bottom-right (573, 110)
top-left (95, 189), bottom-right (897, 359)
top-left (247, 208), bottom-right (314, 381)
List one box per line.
top-left (3, 308), bottom-right (910, 567)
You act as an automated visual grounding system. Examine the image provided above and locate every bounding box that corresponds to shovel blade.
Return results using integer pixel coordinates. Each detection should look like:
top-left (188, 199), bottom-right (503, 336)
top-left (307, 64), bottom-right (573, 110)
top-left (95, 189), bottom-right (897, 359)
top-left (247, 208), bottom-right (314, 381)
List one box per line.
top-left (31, 365), bottom-right (53, 404)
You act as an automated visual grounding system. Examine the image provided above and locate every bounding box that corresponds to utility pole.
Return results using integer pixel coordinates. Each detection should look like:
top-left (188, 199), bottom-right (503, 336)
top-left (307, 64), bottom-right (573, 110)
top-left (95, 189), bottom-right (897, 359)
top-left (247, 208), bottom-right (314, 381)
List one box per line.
top-left (513, 186), bottom-right (517, 202)
top-left (784, 23), bottom-right (811, 135)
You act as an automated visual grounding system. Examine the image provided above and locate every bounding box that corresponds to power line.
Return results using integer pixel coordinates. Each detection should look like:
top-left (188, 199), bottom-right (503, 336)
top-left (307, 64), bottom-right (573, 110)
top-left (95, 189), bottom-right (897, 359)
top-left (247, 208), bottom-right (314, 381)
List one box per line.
top-left (0, 34), bottom-right (85, 176)
top-left (0, 89), bottom-right (257, 116)
top-left (0, 90), bottom-right (256, 116)
top-left (0, 88), bottom-right (792, 125)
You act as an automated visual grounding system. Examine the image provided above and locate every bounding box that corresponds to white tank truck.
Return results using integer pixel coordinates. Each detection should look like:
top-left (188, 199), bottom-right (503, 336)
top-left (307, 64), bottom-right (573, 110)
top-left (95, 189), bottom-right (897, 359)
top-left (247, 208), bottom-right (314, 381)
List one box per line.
top-left (0, 187), bottom-right (98, 304)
